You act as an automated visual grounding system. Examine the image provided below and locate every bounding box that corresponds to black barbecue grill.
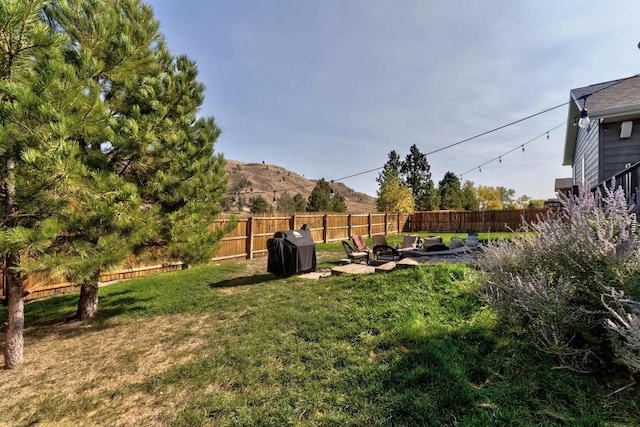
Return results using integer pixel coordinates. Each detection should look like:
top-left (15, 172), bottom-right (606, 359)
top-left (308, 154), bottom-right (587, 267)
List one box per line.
top-left (267, 224), bottom-right (317, 277)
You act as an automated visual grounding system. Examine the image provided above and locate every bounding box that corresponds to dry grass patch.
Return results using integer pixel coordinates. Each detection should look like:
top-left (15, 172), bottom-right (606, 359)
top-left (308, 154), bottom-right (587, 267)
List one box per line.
top-left (0, 313), bottom-right (212, 426)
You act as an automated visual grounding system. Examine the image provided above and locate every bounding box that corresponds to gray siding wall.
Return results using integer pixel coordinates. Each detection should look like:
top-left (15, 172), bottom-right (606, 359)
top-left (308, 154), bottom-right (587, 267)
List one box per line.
top-left (601, 119), bottom-right (640, 182)
top-left (572, 121), bottom-right (600, 188)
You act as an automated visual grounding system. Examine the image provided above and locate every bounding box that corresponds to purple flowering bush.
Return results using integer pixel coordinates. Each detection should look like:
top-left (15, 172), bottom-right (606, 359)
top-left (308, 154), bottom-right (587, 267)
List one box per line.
top-left (477, 184), bottom-right (640, 372)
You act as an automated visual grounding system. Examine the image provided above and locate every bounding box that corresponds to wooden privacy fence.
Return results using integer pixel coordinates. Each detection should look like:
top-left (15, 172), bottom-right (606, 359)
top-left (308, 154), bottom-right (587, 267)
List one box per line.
top-left (406, 208), bottom-right (549, 233)
top-left (209, 208), bottom-right (550, 262)
top-left (1, 208), bottom-right (551, 302)
top-left (209, 212), bottom-right (411, 261)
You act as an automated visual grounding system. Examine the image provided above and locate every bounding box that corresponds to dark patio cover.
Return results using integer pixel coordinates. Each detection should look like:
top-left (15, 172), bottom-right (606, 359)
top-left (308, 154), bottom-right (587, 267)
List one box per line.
top-left (267, 224), bottom-right (317, 277)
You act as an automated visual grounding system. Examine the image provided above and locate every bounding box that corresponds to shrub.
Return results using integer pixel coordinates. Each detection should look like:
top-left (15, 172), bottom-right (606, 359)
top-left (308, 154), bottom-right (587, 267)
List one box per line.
top-left (477, 184), bottom-right (640, 372)
top-left (602, 287), bottom-right (640, 372)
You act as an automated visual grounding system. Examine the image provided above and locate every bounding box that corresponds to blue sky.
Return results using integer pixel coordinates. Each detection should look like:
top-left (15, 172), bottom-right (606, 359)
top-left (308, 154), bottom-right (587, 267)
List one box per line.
top-left (146, 0), bottom-right (640, 200)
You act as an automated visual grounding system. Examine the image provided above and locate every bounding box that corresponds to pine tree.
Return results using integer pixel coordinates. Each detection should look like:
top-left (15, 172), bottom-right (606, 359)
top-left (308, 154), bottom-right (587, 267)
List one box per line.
top-left (44, 0), bottom-right (228, 318)
top-left (276, 192), bottom-right (295, 213)
top-left (307, 179), bottom-right (332, 212)
top-left (377, 150), bottom-right (402, 184)
top-left (250, 195), bottom-right (270, 213)
top-left (330, 193), bottom-right (347, 213)
top-left (0, 0), bottom-right (80, 368)
top-left (400, 144), bottom-right (439, 211)
top-left (292, 193), bottom-right (307, 212)
top-left (438, 172), bottom-right (464, 210)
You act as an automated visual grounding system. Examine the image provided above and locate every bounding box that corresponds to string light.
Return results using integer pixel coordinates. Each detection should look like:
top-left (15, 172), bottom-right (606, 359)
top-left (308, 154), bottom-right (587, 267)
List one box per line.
top-left (234, 120), bottom-right (563, 197)
top-left (578, 95), bottom-right (591, 128)
top-left (459, 121), bottom-right (565, 178)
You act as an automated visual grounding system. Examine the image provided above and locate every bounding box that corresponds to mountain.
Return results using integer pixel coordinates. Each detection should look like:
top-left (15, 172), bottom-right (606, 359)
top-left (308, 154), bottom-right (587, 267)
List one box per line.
top-left (224, 160), bottom-right (377, 213)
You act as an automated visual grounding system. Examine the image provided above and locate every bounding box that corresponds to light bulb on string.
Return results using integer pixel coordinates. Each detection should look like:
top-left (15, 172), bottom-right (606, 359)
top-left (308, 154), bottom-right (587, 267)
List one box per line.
top-left (578, 96), bottom-right (591, 129)
top-left (546, 132), bottom-right (549, 140)
top-left (330, 180), bottom-right (335, 198)
top-left (578, 109), bottom-right (590, 128)
top-left (499, 156), bottom-right (502, 164)
top-left (479, 166), bottom-right (482, 173)
top-left (521, 145), bottom-right (525, 152)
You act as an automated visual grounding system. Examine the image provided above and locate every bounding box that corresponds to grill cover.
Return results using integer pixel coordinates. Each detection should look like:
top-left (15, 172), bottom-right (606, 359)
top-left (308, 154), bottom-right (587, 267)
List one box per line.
top-left (267, 224), bottom-right (317, 277)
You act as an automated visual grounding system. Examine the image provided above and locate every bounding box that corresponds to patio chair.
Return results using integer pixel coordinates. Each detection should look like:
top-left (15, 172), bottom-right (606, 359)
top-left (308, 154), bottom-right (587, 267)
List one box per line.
top-left (351, 235), bottom-right (373, 254)
top-left (373, 234), bottom-right (389, 247)
top-left (342, 240), bottom-right (369, 264)
top-left (398, 235), bottom-right (421, 251)
top-left (371, 235), bottom-right (399, 261)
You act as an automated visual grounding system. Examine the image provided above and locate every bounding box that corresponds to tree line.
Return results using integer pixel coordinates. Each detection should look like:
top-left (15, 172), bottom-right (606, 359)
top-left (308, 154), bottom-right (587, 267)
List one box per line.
top-left (224, 144), bottom-right (545, 214)
top-left (224, 178), bottom-right (347, 213)
top-left (0, 0), bottom-right (228, 368)
top-left (376, 145), bottom-right (545, 212)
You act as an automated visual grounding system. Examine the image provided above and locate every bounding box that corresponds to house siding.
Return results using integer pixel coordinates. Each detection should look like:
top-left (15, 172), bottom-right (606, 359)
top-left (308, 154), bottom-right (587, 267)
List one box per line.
top-left (572, 121), bottom-right (599, 187)
top-left (601, 119), bottom-right (640, 183)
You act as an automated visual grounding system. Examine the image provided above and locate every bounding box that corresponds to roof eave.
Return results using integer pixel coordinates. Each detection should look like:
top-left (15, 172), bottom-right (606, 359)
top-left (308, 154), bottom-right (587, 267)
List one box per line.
top-left (590, 105), bottom-right (640, 122)
top-left (562, 101), bottom-right (640, 166)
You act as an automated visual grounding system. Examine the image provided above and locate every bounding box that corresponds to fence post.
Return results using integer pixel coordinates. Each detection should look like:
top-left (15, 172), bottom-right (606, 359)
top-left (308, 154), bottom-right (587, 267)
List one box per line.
top-left (348, 214), bottom-right (352, 238)
top-left (368, 213), bottom-right (372, 237)
top-left (246, 216), bottom-right (254, 260)
top-left (323, 214), bottom-right (328, 243)
top-left (290, 213), bottom-right (296, 230)
top-left (384, 213), bottom-right (388, 235)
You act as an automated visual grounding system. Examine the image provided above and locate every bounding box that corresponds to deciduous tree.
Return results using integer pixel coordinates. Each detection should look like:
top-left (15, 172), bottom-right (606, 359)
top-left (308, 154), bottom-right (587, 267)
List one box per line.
top-left (461, 180), bottom-right (479, 211)
top-left (376, 174), bottom-right (415, 213)
top-left (498, 186), bottom-right (517, 210)
top-left (476, 185), bottom-right (503, 210)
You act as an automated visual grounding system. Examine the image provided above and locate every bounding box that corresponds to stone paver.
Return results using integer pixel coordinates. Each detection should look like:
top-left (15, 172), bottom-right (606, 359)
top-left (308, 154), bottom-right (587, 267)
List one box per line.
top-left (331, 263), bottom-right (376, 276)
top-left (396, 258), bottom-right (419, 268)
top-left (375, 261), bottom-right (396, 272)
top-left (298, 271), bottom-right (332, 279)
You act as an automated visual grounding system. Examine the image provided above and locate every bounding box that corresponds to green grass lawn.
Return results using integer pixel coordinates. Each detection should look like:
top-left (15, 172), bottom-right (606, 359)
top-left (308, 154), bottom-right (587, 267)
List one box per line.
top-left (1, 234), bottom-right (638, 425)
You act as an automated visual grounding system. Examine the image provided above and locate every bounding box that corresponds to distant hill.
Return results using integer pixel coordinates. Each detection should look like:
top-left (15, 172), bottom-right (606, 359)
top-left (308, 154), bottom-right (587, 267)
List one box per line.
top-left (224, 160), bottom-right (377, 213)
